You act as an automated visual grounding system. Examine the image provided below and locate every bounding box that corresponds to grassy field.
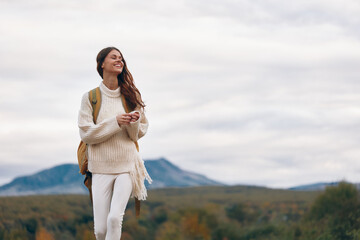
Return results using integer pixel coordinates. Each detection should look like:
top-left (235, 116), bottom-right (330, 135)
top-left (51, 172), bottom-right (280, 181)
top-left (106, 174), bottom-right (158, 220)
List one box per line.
top-left (0, 184), bottom-right (357, 240)
top-left (148, 185), bottom-right (319, 205)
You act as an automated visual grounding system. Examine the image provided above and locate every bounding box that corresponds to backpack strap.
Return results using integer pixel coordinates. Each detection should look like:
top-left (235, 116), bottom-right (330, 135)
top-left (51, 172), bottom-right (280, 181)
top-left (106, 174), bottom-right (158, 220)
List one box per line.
top-left (121, 94), bottom-right (141, 218)
top-left (84, 87), bottom-right (101, 205)
top-left (89, 87), bottom-right (101, 123)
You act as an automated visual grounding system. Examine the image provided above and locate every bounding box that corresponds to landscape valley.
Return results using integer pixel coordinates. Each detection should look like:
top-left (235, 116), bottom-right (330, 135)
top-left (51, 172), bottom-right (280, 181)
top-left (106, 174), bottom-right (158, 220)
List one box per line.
top-left (0, 158), bottom-right (359, 240)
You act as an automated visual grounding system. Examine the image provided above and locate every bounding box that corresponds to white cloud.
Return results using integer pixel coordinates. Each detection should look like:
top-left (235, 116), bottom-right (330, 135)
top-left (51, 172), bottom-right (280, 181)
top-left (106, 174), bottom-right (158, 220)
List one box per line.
top-left (0, 0), bottom-right (359, 188)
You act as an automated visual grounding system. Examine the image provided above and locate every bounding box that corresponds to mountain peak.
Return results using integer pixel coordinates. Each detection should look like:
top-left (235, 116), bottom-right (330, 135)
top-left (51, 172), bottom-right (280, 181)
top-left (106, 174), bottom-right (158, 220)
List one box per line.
top-left (0, 158), bottom-right (224, 196)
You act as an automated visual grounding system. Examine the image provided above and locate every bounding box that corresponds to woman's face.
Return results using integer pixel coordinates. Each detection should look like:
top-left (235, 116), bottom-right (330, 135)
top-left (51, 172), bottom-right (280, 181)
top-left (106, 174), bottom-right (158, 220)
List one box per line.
top-left (102, 49), bottom-right (124, 75)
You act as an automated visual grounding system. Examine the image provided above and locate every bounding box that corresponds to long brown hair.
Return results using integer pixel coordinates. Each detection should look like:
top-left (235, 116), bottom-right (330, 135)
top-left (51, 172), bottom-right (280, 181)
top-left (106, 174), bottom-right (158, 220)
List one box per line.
top-left (96, 47), bottom-right (145, 111)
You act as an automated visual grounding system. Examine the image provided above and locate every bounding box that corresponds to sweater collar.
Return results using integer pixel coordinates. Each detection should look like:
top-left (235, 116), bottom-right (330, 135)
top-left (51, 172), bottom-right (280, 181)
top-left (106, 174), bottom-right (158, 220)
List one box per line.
top-left (100, 82), bottom-right (120, 98)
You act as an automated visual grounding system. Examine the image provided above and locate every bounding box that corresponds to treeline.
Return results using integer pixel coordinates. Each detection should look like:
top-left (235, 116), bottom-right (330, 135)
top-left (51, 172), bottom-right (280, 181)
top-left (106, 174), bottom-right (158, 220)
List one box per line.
top-left (0, 183), bottom-right (359, 240)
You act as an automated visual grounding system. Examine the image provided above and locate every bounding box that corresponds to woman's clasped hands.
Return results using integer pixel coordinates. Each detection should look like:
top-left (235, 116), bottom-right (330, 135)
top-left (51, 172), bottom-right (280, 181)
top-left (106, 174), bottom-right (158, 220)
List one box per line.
top-left (116, 112), bottom-right (140, 126)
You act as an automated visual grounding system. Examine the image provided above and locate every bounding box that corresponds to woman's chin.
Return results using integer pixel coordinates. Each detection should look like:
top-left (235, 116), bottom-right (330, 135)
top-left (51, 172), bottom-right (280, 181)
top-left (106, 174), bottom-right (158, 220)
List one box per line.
top-left (110, 69), bottom-right (122, 75)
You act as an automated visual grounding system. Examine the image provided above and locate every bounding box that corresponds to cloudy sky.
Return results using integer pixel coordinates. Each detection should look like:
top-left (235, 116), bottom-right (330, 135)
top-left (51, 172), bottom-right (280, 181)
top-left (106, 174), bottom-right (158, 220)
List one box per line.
top-left (0, 0), bottom-right (359, 188)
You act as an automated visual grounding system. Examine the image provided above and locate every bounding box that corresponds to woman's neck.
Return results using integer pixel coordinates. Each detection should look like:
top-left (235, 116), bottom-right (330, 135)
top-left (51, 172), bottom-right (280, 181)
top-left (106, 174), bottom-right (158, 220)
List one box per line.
top-left (102, 73), bottom-right (119, 90)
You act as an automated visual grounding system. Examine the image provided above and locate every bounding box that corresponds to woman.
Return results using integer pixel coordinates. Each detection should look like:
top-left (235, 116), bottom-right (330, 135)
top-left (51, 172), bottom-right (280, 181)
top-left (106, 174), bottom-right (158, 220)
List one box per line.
top-left (78, 47), bottom-right (152, 240)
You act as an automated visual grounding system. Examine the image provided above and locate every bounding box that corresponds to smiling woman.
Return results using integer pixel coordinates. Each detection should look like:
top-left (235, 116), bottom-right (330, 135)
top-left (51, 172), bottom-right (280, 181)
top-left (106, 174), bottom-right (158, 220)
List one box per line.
top-left (78, 47), bottom-right (152, 240)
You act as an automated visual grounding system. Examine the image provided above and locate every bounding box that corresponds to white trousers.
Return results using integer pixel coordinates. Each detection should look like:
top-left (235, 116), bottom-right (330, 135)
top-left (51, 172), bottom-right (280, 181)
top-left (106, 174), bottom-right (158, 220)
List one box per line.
top-left (92, 173), bottom-right (133, 240)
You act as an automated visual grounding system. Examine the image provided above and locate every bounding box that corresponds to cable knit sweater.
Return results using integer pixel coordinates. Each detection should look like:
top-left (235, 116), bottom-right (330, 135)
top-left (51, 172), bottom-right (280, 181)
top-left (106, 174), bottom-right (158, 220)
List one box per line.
top-left (78, 82), bottom-right (151, 200)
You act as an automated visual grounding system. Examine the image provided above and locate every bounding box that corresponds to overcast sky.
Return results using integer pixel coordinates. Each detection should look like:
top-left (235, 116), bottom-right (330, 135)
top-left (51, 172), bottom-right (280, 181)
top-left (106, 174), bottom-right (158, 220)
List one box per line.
top-left (0, 0), bottom-right (359, 188)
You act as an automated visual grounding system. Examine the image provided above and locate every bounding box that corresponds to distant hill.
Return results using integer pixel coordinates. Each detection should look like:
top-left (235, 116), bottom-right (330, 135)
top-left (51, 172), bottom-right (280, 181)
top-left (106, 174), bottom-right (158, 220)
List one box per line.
top-left (0, 158), bottom-right (224, 196)
top-left (145, 157), bottom-right (222, 188)
top-left (288, 181), bottom-right (359, 191)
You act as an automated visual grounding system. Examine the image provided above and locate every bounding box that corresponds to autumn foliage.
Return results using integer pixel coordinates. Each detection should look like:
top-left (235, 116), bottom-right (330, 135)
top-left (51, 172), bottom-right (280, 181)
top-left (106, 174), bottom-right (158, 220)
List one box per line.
top-left (0, 183), bottom-right (359, 240)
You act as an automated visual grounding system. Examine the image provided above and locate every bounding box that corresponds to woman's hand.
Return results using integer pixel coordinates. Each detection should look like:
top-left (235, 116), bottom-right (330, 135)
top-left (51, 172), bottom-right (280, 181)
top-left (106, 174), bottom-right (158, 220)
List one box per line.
top-left (116, 113), bottom-right (132, 126)
top-left (130, 112), bottom-right (140, 122)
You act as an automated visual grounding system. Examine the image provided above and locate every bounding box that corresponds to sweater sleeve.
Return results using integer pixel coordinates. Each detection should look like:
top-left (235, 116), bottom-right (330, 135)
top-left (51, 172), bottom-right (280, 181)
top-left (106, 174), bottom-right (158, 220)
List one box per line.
top-left (78, 93), bottom-right (122, 144)
top-left (124, 106), bottom-right (149, 142)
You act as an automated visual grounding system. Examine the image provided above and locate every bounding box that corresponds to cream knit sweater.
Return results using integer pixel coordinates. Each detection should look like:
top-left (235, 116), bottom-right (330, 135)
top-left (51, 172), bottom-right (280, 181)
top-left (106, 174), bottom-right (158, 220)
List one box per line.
top-left (78, 82), bottom-right (151, 200)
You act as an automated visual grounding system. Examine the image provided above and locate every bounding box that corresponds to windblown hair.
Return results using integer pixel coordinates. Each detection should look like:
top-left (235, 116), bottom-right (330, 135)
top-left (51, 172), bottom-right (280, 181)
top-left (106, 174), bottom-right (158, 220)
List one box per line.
top-left (96, 47), bottom-right (145, 111)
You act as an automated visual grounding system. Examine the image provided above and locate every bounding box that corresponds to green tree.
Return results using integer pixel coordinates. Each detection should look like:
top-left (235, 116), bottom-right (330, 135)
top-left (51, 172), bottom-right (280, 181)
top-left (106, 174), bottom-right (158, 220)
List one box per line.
top-left (304, 182), bottom-right (360, 240)
top-left (226, 203), bottom-right (259, 224)
top-left (4, 228), bottom-right (29, 240)
top-left (212, 223), bottom-right (241, 240)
